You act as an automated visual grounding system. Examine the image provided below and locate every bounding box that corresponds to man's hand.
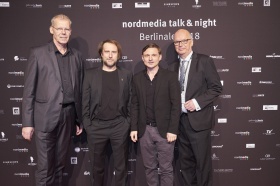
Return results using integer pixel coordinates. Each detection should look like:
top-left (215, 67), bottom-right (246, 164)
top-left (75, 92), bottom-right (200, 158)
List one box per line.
top-left (76, 125), bottom-right (83, 135)
top-left (22, 127), bottom-right (34, 141)
top-left (167, 133), bottom-right (177, 143)
top-left (130, 131), bottom-right (138, 142)
top-left (184, 100), bottom-right (196, 112)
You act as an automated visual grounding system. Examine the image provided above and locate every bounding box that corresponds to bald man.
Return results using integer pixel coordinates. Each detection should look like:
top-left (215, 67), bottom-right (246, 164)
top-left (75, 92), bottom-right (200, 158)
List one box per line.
top-left (169, 29), bottom-right (222, 186)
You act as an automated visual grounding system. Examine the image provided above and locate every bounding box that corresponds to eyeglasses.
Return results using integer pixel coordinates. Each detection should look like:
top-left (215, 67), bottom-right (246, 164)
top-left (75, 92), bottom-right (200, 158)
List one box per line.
top-left (174, 39), bottom-right (192, 46)
top-left (52, 26), bottom-right (71, 33)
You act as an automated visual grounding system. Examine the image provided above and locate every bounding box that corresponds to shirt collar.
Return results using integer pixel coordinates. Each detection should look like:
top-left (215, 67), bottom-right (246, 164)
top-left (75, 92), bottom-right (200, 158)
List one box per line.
top-left (178, 51), bottom-right (193, 62)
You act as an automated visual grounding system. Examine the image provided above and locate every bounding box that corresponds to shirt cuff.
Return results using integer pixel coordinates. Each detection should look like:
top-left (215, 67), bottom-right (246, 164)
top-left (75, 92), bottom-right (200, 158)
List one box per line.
top-left (192, 98), bottom-right (201, 111)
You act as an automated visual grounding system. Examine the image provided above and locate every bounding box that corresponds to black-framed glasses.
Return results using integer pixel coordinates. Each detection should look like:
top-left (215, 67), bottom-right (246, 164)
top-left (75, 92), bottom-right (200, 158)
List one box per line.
top-left (174, 39), bottom-right (192, 46)
top-left (52, 26), bottom-right (71, 33)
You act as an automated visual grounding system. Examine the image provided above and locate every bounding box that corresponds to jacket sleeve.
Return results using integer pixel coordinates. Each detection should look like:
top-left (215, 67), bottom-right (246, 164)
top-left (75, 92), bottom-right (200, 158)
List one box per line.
top-left (22, 48), bottom-right (38, 127)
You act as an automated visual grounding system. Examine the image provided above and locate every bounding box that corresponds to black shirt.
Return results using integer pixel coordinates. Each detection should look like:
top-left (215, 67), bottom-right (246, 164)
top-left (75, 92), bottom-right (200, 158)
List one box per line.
top-left (54, 43), bottom-right (75, 104)
top-left (144, 70), bottom-right (158, 124)
top-left (96, 69), bottom-right (120, 120)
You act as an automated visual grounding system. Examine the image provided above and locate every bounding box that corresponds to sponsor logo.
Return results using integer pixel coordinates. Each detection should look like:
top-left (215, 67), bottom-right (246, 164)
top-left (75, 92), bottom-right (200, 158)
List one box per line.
top-left (237, 55), bottom-right (252, 60)
top-left (220, 80), bottom-right (224, 86)
top-left (128, 170), bottom-right (134, 175)
top-left (212, 145), bottom-right (223, 148)
top-left (192, 0), bottom-right (202, 9)
top-left (259, 81), bottom-right (274, 84)
top-left (0, 2), bottom-right (9, 7)
top-left (58, 5), bottom-right (71, 8)
top-left (163, 3), bottom-right (180, 8)
top-left (14, 173), bottom-right (29, 177)
top-left (210, 55), bottom-right (225, 59)
top-left (128, 158), bottom-right (137, 162)
top-left (248, 119), bottom-right (263, 123)
top-left (112, 3), bottom-right (122, 9)
top-left (0, 132), bottom-right (8, 142)
top-left (28, 156), bottom-right (37, 166)
top-left (252, 94), bottom-right (264, 98)
top-left (252, 67), bottom-right (261, 73)
top-left (3, 160), bottom-right (18, 165)
top-left (8, 71), bottom-right (24, 76)
top-left (213, 1), bottom-right (227, 6)
top-left (74, 147), bottom-right (89, 152)
top-left (213, 105), bottom-right (220, 111)
top-left (119, 56), bottom-right (133, 63)
top-left (218, 118), bottom-right (227, 123)
top-left (219, 94), bottom-right (231, 99)
top-left (250, 167), bottom-right (262, 171)
top-left (217, 69), bottom-right (229, 72)
top-left (135, 2), bottom-right (150, 8)
top-left (86, 58), bottom-right (101, 63)
top-left (212, 153), bottom-right (220, 160)
top-left (13, 107), bottom-right (20, 115)
top-left (214, 169), bottom-right (233, 173)
top-left (260, 154), bottom-right (275, 161)
top-left (0, 58), bottom-right (4, 61)
top-left (263, 105), bottom-right (278, 110)
top-left (13, 148), bottom-right (28, 152)
top-left (234, 156), bottom-right (249, 160)
top-left (238, 2), bottom-right (253, 6)
top-left (264, 0), bottom-right (270, 6)
top-left (63, 173), bottom-right (69, 176)
top-left (7, 84), bottom-right (24, 88)
top-left (246, 144), bottom-right (255, 148)
top-left (266, 53), bottom-right (280, 59)
top-left (263, 129), bottom-right (275, 135)
top-left (11, 123), bottom-right (22, 127)
top-left (235, 131), bottom-right (250, 136)
top-left (84, 4), bottom-right (100, 9)
top-left (26, 4), bottom-right (42, 8)
top-left (236, 106), bottom-right (251, 111)
top-left (71, 157), bottom-right (77, 164)
top-left (211, 130), bottom-right (220, 137)
top-left (14, 56), bottom-right (27, 61)
top-left (237, 81), bottom-right (251, 85)
top-left (84, 171), bottom-right (90, 175)
top-left (10, 98), bottom-right (23, 102)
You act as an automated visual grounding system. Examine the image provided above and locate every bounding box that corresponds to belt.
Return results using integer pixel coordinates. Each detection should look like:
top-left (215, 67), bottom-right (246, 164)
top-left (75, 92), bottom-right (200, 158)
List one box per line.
top-left (147, 122), bottom-right (157, 127)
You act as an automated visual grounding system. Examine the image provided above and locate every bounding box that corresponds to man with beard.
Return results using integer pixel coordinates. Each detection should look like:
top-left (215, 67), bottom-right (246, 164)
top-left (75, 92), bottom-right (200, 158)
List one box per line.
top-left (82, 39), bottom-right (132, 186)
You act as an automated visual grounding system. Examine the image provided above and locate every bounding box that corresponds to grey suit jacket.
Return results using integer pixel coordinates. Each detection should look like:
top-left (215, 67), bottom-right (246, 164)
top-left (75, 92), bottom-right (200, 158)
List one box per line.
top-left (82, 66), bottom-right (132, 129)
top-left (22, 42), bottom-right (84, 132)
top-left (169, 52), bottom-right (222, 131)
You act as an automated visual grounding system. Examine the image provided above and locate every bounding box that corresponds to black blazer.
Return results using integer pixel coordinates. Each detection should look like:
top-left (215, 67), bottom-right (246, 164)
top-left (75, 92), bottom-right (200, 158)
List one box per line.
top-left (22, 42), bottom-right (84, 132)
top-left (82, 66), bottom-right (132, 129)
top-left (130, 67), bottom-right (181, 138)
top-left (169, 52), bottom-right (222, 131)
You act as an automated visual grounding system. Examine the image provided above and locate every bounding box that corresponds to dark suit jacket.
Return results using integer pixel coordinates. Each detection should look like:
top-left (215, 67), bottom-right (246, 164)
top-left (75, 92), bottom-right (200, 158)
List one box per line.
top-left (169, 52), bottom-right (222, 131)
top-left (22, 42), bottom-right (84, 132)
top-left (130, 67), bottom-right (181, 138)
top-left (82, 66), bottom-right (132, 129)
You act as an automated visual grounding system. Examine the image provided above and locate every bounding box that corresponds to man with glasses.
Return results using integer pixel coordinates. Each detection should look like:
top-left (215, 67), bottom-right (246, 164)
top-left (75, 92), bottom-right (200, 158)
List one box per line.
top-left (169, 29), bottom-right (222, 186)
top-left (22, 14), bottom-right (83, 186)
top-left (130, 43), bottom-right (181, 186)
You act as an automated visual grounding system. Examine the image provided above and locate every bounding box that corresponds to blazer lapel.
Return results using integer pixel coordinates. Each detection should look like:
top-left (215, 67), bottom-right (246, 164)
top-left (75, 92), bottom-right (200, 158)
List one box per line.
top-left (140, 71), bottom-right (147, 108)
top-left (96, 67), bottom-right (103, 105)
top-left (186, 52), bottom-right (197, 90)
top-left (154, 68), bottom-right (163, 101)
top-left (69, 51), bottom-right (76, 89)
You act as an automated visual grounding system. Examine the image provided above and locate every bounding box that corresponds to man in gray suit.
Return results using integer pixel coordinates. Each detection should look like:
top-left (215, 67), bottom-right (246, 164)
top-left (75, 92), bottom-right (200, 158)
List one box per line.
top-left (82, 39), bottom-right (132, 186)
top-left (22, 14), bottom-right (83, 186)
